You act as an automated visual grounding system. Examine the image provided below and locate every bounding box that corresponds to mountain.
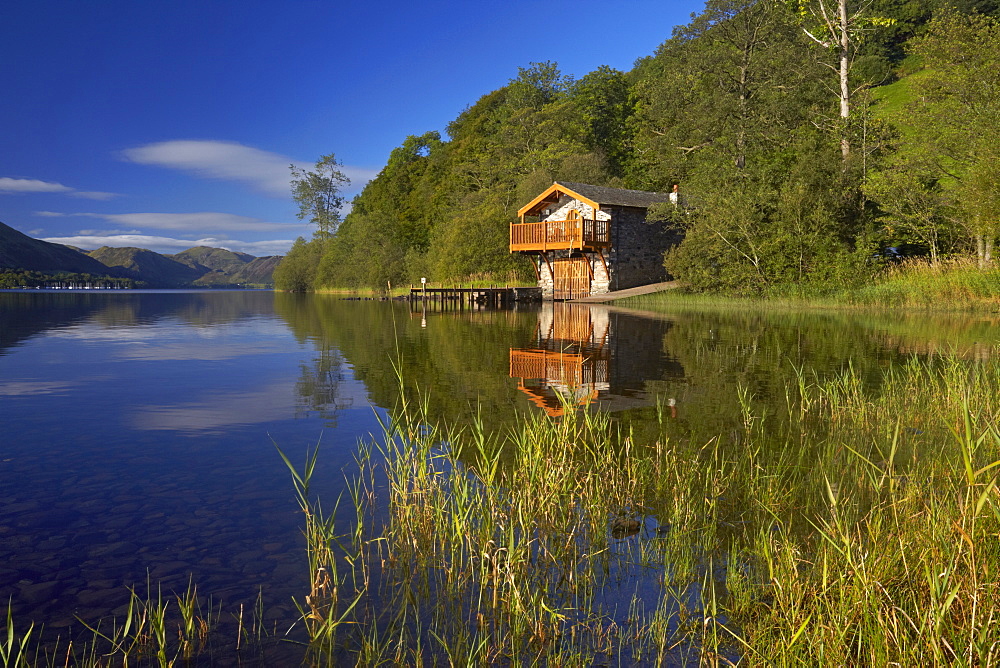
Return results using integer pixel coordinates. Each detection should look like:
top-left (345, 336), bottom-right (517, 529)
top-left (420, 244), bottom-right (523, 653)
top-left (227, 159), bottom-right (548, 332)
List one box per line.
top-left (0, 221), bottom-right (126, 276)
top-left (87, 246), bottom-right (205, 287)
top-left (170, 246), bottom-right (279, 286)
top-left (233, 256), bottom-right (281, 284)
top-left (171, 246), bottom-right (257, 275)
top-left (86, 245), bottom-right (278, 287)
top-left (2, 223), bottom-right (279, 287)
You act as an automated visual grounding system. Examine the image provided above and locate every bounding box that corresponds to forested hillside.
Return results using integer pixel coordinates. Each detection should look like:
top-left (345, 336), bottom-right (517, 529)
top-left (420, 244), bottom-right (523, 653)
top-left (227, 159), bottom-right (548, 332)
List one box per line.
top-left (276, 0), bottom-right (1000, 295)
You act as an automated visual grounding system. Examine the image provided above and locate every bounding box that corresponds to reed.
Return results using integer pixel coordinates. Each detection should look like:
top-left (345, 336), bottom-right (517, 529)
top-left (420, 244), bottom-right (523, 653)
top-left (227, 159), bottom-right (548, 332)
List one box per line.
top-left (8, 347), bottom-right (1000, 665)
top-left (2, 604), bottom-right (35, 668)
top-left (286, 350), bottom-right (1000, 665)
top-left (275, 441), bottom-right (366, 661)
top-left (3, 578), bottom-right (274, 667)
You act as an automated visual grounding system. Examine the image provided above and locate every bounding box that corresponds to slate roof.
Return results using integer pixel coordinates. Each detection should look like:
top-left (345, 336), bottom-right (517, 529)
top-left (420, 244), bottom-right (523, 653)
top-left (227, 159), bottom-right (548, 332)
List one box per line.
top-left (554, 182), bottom-right (674, 208)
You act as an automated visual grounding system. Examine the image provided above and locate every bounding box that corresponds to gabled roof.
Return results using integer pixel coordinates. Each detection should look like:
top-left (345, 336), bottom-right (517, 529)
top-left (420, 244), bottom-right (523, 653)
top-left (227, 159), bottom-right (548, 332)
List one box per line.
top-left (518, 181), bottom-right (673, 217)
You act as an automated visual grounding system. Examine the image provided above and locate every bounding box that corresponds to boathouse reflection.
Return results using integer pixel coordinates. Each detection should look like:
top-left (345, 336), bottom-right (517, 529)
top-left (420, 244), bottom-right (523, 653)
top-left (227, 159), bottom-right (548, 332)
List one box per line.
top-left (510, 303), bottom-right (683, 416)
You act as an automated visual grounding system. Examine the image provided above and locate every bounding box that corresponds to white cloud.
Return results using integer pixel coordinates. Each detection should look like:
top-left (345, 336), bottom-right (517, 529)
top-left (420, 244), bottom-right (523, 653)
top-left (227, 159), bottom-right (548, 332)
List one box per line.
top-left (73, 190), bottom-right (120, 201)
top-left (34, 210), bottom-right (304, 234)
top-left (0, 177), bottom-right (121, 199)
top-left (36, 211), bottom-right (306, 254)
top-left (0, 177), bottom-right (74, 194)
top-left (120, 139), bottom-right (377, 197)
top-left (76, 228), bottom-right (144, 236)
top-left (77, 211), bottom-right (304, 233)
top-left (40, 232), bottom-right (295, 256)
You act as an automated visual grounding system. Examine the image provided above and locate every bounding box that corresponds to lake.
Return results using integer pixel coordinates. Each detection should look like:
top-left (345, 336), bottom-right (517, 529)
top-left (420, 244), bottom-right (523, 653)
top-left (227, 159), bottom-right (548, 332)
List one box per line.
top-left (2, 290), bottom-right (998, 662)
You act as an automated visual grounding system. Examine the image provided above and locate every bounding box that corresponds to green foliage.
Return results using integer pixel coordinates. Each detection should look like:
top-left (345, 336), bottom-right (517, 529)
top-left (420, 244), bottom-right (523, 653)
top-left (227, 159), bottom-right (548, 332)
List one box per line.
top-left (289, 0), bottom-right (999, 292)
top-left (273, 236), bottom-right (324, 292)
top-left (867, 10), bottom-right (1000, 265)
top-left (665, 129), bottom-right (871, 294)
top-left (570, 65), bottom-right (636, 177)
top-left (0, 270), bottom-right (138, 289)
top-left (290, 154), bottom-right (350, 238)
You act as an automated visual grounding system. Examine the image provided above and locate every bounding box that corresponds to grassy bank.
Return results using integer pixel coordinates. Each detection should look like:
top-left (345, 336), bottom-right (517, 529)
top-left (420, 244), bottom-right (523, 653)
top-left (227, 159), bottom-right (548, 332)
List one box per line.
top-left (633, 258), bottom-right (1000, 312)
top-left (287, 353), bottom-right (1000, 665)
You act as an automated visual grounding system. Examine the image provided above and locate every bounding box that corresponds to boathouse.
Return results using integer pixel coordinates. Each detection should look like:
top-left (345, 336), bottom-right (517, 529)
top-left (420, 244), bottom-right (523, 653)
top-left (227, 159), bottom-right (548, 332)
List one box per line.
top-left (509, 182), bottom-right (680, 299)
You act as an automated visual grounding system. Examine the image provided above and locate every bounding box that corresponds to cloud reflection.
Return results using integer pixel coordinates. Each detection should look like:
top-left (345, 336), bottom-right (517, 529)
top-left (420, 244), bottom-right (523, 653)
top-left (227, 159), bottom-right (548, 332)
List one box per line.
top-left (131, 384), bottom-right (297, 434)
top-left (0, 381), bottom-right (77, 396)
top-left (118, 342), bottom-right (283, 361)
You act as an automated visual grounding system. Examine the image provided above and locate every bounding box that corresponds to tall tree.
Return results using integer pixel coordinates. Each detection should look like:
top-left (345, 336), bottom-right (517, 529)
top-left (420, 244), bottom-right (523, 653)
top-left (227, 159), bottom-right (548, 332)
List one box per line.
top-left (290, 154), bottom-right (350, 238)
top-left (273, 236), bottom-right (324, 292)
top-left (791, 0), bottom-right (895, 158)
top-left (867, 11), bottom-right (1000, 265)
top-left (630, 0), bottom-right (823, 186)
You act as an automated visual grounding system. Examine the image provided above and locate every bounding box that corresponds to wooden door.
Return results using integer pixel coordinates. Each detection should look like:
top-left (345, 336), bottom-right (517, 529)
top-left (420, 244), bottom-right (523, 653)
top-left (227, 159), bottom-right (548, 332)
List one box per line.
top-left (552, 257), bottom-right (590, 300)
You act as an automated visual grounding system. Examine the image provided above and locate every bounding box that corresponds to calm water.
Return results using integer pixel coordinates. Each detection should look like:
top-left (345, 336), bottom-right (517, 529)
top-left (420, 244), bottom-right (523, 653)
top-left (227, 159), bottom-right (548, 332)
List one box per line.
top-left (2, 290), bottom-right (999, 656)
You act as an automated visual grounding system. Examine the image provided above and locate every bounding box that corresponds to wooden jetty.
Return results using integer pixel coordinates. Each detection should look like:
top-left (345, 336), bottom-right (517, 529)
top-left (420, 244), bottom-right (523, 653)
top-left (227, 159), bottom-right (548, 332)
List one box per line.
top-left (408, 286), bottom-right (540, 309)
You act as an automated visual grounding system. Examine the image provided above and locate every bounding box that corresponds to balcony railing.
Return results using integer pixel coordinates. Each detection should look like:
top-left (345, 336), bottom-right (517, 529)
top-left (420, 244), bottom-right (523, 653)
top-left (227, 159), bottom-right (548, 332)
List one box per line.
top-left (510, 218), bottom-right (610, 252)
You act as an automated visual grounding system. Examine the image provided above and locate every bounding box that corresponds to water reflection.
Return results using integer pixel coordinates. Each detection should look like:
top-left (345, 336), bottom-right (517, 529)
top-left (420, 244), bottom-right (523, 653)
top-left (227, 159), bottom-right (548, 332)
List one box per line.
top-left (4, 290), bottom-right (1000, 659)
top-left (511, 303), bottom-right (685, 416)
top-left (0, 290), bottom-right (375, 656)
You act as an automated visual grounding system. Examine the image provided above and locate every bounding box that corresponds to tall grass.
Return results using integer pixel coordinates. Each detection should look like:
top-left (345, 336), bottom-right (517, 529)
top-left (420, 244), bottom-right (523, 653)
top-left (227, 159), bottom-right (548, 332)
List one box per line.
top-left (635, 255), bottom-right (1000, 311)
top-left (8, 350), bottom-right (1000, 665)
top-left (846, 257), bottom-right (1000, 309)
top-left (2, 579), bottom-right (273, 666)
top-left (288, 352), bottom-right (1000, 665)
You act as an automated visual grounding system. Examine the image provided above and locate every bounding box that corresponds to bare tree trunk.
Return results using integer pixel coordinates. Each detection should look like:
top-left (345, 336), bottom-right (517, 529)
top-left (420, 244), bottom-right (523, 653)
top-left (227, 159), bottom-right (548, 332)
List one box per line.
top-left (801, 0), bottom-right (853, 158)
top-left (839, 0), bottom-right (851, 158)
top-left (975, 233), bottom-right (993, 268)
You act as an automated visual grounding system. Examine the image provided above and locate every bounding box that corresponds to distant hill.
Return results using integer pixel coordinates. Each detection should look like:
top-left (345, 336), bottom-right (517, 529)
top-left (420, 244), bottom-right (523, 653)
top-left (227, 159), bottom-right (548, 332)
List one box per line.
top-left (87, 245), bottom-right (278, 287)
top-left (233, 255), bottom-right (281, 284)
top-left (0, 221), bottom-right (127, 276)
top-left (0, 221), bottom-right (279, 287)
top-left (87, 246), bottom-right (205, 287)
top-left (169, 246), bottom-right (279, 287)
top-left (172, 246), bottom-right (257, 275)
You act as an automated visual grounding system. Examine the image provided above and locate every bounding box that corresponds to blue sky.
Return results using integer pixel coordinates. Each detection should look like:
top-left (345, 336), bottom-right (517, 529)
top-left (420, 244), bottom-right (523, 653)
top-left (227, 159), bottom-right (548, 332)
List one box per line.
top-left (1, 0), bottom-right (700, 257)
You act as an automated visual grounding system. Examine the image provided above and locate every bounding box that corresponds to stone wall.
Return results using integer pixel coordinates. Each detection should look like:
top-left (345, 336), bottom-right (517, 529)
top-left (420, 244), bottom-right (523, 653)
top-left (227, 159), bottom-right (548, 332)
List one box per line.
top-left (607, 205), bottom-right (680, 291)
top-left (542, 197), bottom-right (611, 223)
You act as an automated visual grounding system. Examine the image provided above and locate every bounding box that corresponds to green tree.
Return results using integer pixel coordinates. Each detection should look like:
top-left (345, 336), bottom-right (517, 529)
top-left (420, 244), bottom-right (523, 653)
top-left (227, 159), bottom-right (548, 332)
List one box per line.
top-left (273, 236), bottom-right (324, 291)
top-left (663, 131), bottom-right (868, 293)
top-left (865, 156), bottom-right (955, 263)
top-left (912, 11), bottom-right (1000, 265)
top-left (290, 154), bottom-right (351, 238)
top-left (629, 0), bottom-right (824, 186)
top-left (867, 11), bottom-right (1000, 265)
top-left (571, 66), bottom-right (636, 177)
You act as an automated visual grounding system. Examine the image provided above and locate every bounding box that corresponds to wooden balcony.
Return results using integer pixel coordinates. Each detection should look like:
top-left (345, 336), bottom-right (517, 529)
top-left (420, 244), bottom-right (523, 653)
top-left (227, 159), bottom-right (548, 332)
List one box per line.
top-left (510, 218), bottom-right (610, 252)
